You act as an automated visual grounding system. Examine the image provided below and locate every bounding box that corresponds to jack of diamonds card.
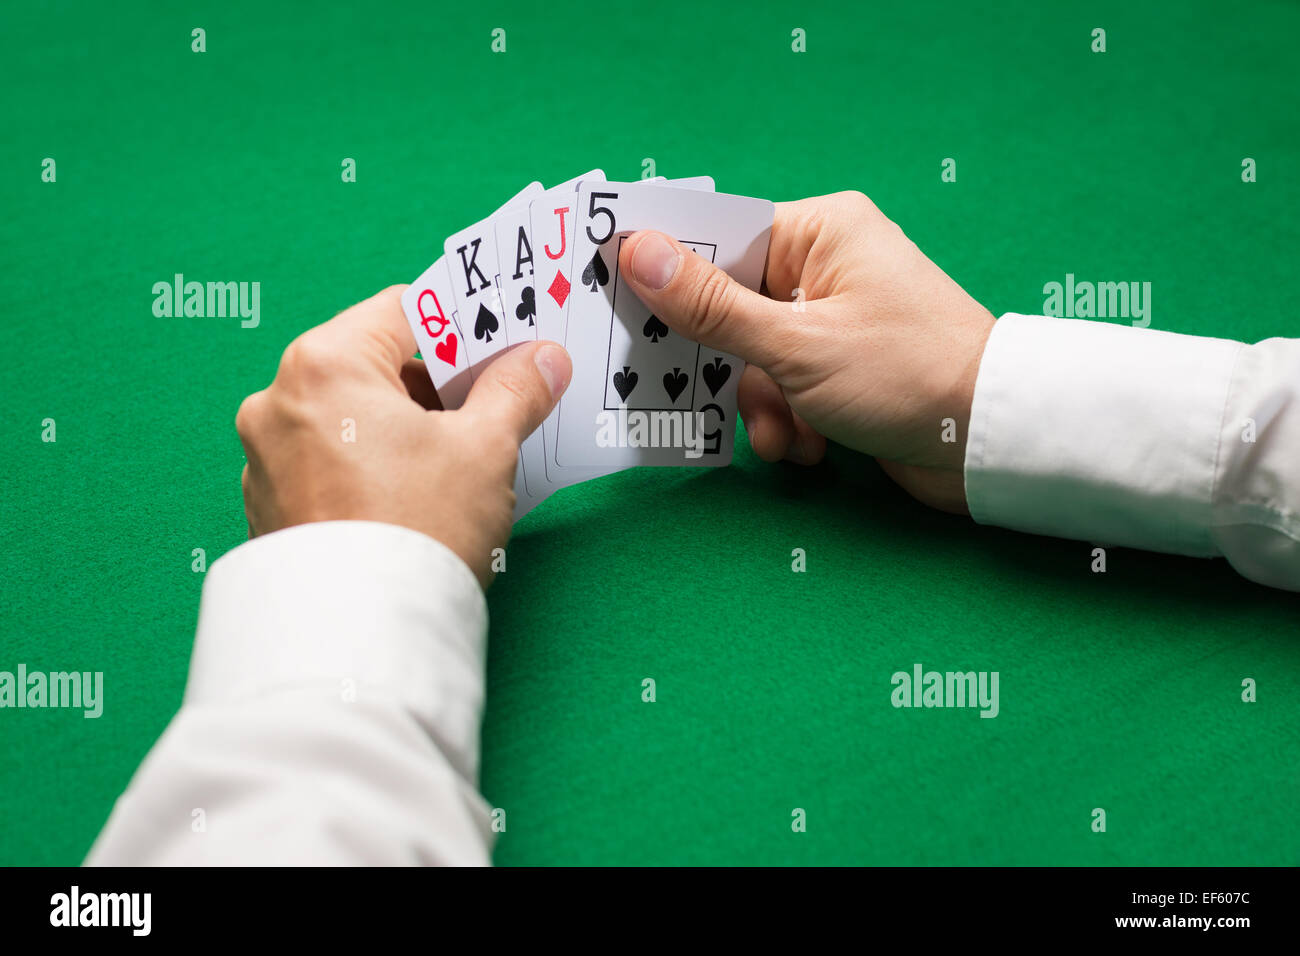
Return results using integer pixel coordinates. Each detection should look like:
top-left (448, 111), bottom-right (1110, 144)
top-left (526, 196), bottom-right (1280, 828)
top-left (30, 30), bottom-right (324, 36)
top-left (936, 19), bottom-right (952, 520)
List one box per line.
top-left (530, 176), bottom-right (612, 483)
top-left (495, 170), bottom-right (602, 350)
top-left (494, 172), bottom-right (605, 498)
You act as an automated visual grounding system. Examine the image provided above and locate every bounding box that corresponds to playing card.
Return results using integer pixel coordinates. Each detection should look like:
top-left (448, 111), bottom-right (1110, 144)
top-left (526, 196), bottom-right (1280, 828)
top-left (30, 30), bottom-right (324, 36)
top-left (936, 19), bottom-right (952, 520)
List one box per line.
top-left (401, 257), bottom-right (472, 409)
top-left (530, 188), bottom-right (590, 482)
top-left (429, 183), bottom-right (543, 520)
top-left (443, 182), bottom-right (544, 375)
top-left (496, 171), bottom-right (603, 501)
top-left (639, 175), bottom-right (715, 192)
top-left (403, 182), bottom-right (542, 411)
top-left (554, 183), bottom-right (773, 468)
top-left (535, 176), bottom-right (716, 482)
top-left (496, 171), bottom-right (602, 350)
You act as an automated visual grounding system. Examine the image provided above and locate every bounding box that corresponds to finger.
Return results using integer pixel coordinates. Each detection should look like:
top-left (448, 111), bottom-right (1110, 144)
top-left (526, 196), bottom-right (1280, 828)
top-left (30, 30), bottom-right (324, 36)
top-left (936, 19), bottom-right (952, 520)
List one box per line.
top-left (400, 357), bottom-right (443, 411)
top-left (762, 191), bottom-right (885, 303)
top-left (738, 365), bottom-right (794, 462)
top-left (618, 231), bottom-right (788, 369)
top-left (784, 411), bottom-right (827, 466)
top-left (761, 197), bottom-right (824, 303)
top-left (241, 464), bottom-right (257, 539)
top-left (459, 341), bottom-right (571, 446)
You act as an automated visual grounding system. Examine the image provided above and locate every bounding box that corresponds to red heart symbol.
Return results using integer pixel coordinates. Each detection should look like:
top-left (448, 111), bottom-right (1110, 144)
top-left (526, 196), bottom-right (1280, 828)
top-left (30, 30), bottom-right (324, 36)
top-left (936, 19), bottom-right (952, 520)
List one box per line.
top-left (434, 332), bottom-right (458, 367)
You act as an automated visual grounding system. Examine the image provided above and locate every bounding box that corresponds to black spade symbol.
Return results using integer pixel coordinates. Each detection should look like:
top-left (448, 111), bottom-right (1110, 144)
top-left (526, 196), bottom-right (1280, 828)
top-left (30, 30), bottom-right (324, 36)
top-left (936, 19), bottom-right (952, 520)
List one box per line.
top-left (663, 367), bottom-right (688, 402)
top-left (473, 302), bottom-right (499, 343)
top-left (612, 366), bottom-right (638, 402)
top-left (581, 251), bottom-right (609, 291)
top-left (701, 356), bottom-right (731, 397)
top-left (643, 314), bottom-right (669, 343)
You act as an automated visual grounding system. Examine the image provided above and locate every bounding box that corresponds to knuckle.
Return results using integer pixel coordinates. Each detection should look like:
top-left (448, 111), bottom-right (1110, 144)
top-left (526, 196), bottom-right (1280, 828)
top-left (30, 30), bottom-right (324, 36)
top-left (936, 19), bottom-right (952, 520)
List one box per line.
top-left (830, 189), bottom-right (882, 225)
top-left (839, 189), bottom-right (875, 212)
top-left (691, 268), bottom-right (739, 338)
top-left (234, 391), bottom-right (266, 439)
top-left (492, 368), bottom-right (543, 413)
top-left (278, 334), bottom-right (334, 381)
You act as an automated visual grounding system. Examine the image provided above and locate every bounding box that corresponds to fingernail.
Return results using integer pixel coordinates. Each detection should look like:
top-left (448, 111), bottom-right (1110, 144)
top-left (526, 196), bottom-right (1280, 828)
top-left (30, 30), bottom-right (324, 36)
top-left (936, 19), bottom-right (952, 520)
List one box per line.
top-left (534, 344), bottom-right (571, 399)
top-left (630, 233), bottom-right (681, 290)
top-left (746, 420), bottom-right (757, 449)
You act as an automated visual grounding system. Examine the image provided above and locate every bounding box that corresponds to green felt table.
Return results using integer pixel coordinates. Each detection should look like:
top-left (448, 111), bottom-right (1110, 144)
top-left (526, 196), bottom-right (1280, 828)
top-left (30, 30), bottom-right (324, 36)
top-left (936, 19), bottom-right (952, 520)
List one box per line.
top-left (2, 0), bottom-right (1298, 867)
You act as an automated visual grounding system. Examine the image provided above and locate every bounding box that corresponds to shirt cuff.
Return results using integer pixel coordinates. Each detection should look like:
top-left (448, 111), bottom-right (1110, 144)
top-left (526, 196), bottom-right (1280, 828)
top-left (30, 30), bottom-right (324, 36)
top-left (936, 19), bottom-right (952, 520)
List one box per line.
top-left (187, 521), bottom-right (488, 781)
top-left (964, 314), bottom-right (1243, 556)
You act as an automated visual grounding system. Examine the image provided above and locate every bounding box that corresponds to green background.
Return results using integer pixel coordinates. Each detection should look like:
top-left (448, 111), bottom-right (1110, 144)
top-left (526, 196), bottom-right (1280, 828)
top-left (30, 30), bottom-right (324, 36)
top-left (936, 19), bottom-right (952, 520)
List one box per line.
top-left (2, 0), bottom-right (1297, 866)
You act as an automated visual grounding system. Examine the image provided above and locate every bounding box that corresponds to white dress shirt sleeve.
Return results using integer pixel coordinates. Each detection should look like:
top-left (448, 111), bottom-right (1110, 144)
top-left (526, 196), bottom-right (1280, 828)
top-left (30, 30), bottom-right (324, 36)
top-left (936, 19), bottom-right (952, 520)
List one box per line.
top-left (965, 313), bottom-right (1300, 591)
top-left (85, 520), bottom-right (494, 866)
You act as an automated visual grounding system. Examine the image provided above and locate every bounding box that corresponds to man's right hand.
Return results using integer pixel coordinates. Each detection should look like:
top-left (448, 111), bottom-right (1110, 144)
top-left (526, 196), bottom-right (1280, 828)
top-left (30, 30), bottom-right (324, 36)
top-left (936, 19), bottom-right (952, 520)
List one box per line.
top-left (617, 191), bottom-right (996, 513)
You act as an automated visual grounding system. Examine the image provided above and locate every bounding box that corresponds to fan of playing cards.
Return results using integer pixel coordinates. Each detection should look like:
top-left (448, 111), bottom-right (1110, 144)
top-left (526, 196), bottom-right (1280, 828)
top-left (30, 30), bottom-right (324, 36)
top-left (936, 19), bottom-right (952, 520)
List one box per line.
top-left (402, 171), bottom-right (775, 520)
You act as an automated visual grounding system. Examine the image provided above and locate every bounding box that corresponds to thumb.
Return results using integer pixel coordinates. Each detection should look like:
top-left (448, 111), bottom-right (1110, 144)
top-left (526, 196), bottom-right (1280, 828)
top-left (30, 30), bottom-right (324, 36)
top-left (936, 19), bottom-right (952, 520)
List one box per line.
top-left (460, 341), bottom-right (571, 445)
top-left (619, 230), bottom-right (787, 369)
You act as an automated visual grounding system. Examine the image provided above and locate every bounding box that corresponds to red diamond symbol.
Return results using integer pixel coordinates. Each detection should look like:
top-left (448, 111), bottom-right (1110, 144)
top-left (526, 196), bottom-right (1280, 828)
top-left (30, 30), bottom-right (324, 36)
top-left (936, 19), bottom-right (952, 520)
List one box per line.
top-left (547, 270), bottom-right (571, 308)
